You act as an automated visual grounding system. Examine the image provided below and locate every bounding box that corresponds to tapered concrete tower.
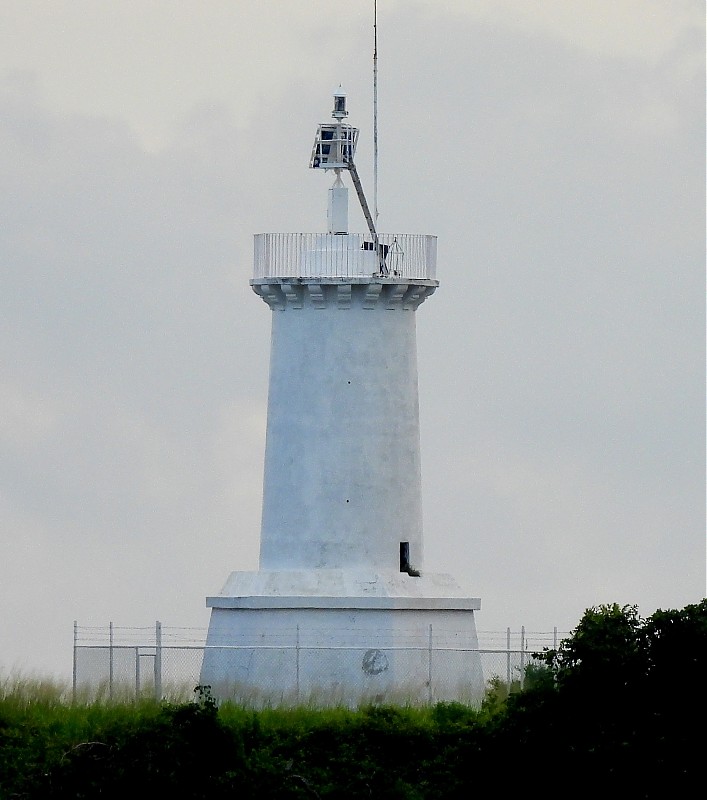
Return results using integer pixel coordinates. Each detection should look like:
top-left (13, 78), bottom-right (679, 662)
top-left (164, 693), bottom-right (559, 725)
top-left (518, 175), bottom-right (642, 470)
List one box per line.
top-left (201, 91), bottom-right (482, 705)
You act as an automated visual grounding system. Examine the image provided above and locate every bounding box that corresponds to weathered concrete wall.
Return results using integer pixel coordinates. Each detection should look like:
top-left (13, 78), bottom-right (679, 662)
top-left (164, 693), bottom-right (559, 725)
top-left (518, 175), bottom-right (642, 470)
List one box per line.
top-left (201, 601), bottom-right (483, 707)
top-left (253, 278), bottom-right (436, 573)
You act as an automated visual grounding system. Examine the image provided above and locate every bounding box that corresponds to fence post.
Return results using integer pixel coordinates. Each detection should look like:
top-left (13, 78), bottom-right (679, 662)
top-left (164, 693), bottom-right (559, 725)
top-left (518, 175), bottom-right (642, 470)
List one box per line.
top-left (506, 627), bottom-right (511, 694)
top-left (427, 624), bottom-right (433, 705)
top-left (553, 626), bottom-right (558, 650)
top-left (520, 625), bottom-right (526, 689)
top-left (135, 647), bottom-right (141, 699)
top-left (295, 625), bottom-right (300, 703)
top-left (154, 621), bottom-right (162, 701)
top-left (109, 621), bottom-right (114, 701)
top-left (72, 620), bottom-right (78, 702)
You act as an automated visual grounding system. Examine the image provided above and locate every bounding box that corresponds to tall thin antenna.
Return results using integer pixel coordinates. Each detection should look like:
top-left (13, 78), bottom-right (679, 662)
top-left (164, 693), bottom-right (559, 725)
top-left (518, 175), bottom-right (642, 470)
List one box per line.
top-left (373, 0), bottom-right (379, 223)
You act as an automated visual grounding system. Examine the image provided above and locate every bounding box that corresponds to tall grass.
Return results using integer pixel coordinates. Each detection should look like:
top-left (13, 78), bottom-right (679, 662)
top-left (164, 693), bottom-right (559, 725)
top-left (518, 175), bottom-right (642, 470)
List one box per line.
top-left (0, 669), bottom-right (171, 757)
top-left (0, 668), bottom-right (488, 726)
top-left (0, 670), bottom-right (490, 798)
top-left (0, 670), bottom-right (72, 706)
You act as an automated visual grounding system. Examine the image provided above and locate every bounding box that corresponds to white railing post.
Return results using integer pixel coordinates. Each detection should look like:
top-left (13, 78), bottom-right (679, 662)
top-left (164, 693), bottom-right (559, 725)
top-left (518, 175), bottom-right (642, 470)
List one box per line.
top-left (154, 621), bottom-right (162, 701)
top-left (427, 624), bottom-right (433, 704)
top-left (109, 621), bottom-right (114, 701)
top-left (135, 647), bottom-right (141, 699)
top-left (72, 620), bottom-right (78, 702)
top-left (520, 626), bottom-right (526, 689)
top-left (506, 627), bottom-right (511, 694)
top-left (295, 625), bottom-right (300, 703)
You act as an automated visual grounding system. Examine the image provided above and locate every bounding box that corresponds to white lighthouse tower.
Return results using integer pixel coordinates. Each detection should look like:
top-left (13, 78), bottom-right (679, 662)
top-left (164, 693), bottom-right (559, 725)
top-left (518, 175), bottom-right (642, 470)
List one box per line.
top-left (201, 90), bottom-right (482, 705)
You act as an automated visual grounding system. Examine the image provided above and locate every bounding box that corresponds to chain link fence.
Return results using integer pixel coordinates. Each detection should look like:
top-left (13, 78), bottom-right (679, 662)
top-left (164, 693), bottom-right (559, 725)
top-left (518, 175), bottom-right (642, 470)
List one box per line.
top-left (73, 622), bottom-right (568, 706)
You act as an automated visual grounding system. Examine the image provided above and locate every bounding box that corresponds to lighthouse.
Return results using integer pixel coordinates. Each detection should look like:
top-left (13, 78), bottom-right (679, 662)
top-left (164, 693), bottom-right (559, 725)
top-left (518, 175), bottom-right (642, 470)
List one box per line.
top-left (201, 90), bottom-right (483, 705)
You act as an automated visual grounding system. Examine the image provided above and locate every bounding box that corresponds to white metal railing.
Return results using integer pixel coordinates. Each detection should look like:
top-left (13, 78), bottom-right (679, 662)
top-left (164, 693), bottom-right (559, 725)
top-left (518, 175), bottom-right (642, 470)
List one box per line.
top-left (253, 233), bottom-right (437, 280)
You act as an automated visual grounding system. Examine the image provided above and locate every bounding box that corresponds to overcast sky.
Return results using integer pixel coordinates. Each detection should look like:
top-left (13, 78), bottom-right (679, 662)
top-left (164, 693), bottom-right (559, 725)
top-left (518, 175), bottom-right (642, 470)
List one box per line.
top-left (1, 1), bottom-right (704, 678)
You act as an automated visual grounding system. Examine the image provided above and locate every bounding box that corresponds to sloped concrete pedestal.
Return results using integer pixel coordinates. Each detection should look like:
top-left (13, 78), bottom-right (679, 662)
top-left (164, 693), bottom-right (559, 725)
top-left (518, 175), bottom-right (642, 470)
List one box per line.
top-left (201, 569), bottom-right (483, 707)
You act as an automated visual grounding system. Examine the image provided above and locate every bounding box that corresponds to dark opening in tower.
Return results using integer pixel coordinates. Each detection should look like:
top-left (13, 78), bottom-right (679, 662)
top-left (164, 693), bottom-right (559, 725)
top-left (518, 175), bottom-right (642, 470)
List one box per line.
top-left (399, 542), bottom-right (410, 573)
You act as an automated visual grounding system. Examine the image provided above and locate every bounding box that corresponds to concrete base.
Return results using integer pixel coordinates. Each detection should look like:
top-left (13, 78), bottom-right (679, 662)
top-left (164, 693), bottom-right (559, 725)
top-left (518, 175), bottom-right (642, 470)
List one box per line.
top-left (201, 570), bottom-right (483, 707)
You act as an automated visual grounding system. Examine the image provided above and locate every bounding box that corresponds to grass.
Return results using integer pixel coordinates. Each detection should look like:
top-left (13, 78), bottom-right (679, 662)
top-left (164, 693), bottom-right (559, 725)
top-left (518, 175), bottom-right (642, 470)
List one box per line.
top-left (0, 671), bottom-right (491, 798)
top-left (0, 666), bottom-right (515, 723)
top-left (0, 668), bottom-right (489, 726)
top-left (0, 671), bottom-right (72, 706)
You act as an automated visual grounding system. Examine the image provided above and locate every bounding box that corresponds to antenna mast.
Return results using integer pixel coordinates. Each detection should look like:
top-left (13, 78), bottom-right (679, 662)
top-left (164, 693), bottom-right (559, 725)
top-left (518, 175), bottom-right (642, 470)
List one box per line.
top-left (373, 0), bottom-right (379, 223)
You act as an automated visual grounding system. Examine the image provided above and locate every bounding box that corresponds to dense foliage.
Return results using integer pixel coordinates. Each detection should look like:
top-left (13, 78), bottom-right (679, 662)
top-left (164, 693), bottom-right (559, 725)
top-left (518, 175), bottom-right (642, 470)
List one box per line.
top-left (1, 600), bottom-right (704, 797)
top-left (492, 600), bottom-right (707, 794)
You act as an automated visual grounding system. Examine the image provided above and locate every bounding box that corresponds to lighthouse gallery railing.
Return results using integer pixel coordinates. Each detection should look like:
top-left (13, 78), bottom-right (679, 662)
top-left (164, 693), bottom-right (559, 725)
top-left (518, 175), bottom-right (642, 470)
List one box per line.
top-left (253, 233), bottom-right (437, 280)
